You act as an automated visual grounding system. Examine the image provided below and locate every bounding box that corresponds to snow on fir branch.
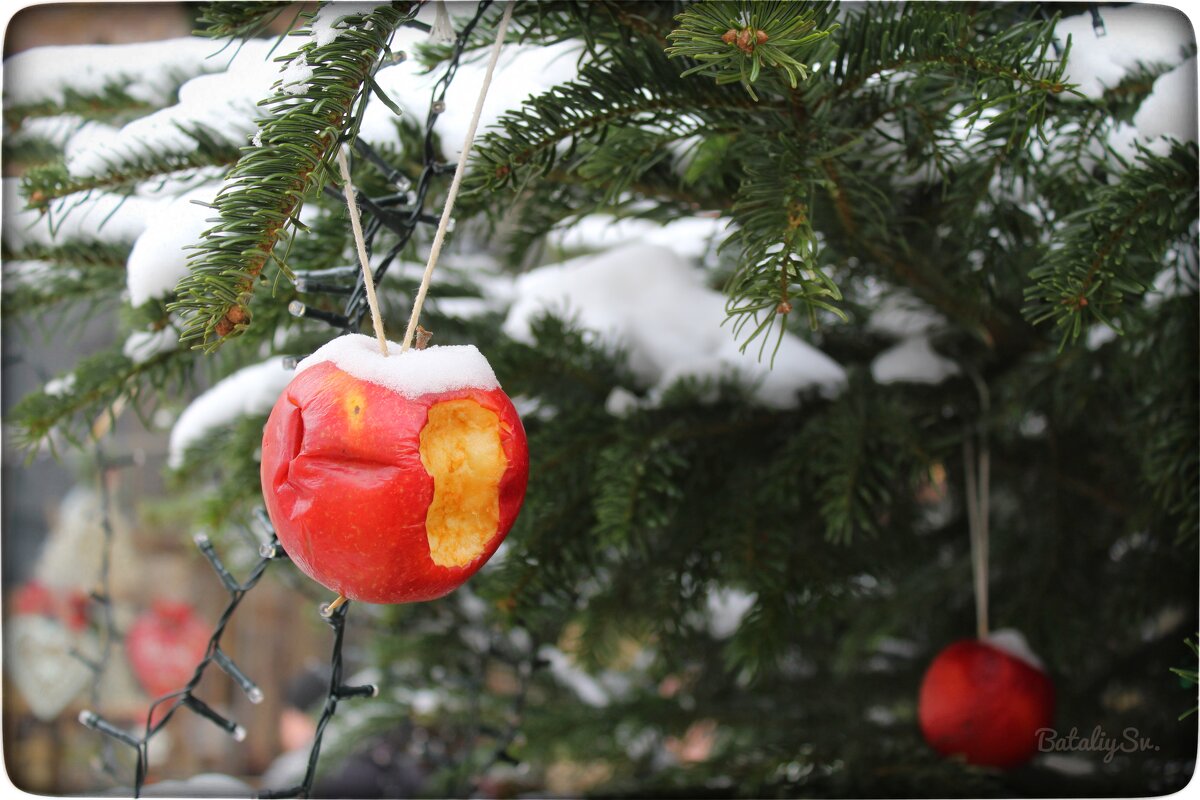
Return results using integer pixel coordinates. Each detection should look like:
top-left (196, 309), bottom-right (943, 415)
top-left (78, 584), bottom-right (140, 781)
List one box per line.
top-left (169, 2), bottom-right (418, 350)
top-left (3, 37), bottom-right (226, 125)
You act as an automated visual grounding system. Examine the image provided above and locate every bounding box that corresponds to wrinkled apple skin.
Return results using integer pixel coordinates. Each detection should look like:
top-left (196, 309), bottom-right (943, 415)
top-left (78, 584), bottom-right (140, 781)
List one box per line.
top-left (261, 361), bottom-right (529, 604)
top-left (918, 639), bottom-right (1055, 769)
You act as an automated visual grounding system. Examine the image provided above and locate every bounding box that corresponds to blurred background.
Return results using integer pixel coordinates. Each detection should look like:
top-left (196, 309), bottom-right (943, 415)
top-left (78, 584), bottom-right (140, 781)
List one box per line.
top-left (3, 4), bottom-right (333, 794)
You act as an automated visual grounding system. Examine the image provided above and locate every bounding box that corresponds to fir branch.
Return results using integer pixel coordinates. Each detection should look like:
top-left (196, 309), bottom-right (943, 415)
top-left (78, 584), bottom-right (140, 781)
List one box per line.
top-left (9, 346), bottom-right (188, 455)
top-left (6, 85), bottom-right (161, 127)
top-left (195, 2), bottom-right (293, 40)
top-left (823, 3), bottom-right (1070, 150)
top-left (666, 0), bottom-right (838, 101)
top-left (1, 257), bottom-right (127, 317)
top-left (722, 142), bottom-right (845, 359)
top-left (418, 1), bottom-right (683, 65)
top-left (1024, 141), bottom-right (1199, 346)
top-left (1, 239), bottom-right (130, 270)
top-left (468, 45), bottom-right (770, 194)
top-left (170, 1), bottom-right (417, 350)
top-left (20, 125), bottom-right (242, 211)
top-left (2, 133), bottom-right (66, 170)
top-left (802, 378), bottom-right (924, 544)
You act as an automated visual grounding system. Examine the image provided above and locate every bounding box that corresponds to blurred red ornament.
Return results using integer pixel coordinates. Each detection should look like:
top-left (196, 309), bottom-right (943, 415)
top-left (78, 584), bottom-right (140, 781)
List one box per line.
top-left (5, 580), bottom-right (96, 720)
top-left (127, 600), bottom-right (210, 699)
top-left (13, 580), bottom-right (54, 616)
top-left (918, 632), bottom-right (1054, 768)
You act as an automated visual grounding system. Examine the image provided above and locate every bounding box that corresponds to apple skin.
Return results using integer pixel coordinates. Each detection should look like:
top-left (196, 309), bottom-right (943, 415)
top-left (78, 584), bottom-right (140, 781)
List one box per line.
top-left (260, 360), bottom-right (529, 604)
top-left (918, 638), bottom-right (1055, 769)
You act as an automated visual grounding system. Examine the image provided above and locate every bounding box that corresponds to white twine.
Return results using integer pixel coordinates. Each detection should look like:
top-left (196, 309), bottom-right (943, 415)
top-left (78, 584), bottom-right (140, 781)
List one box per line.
top-left (336, 145), bottom-right (389, 356)
top-left (400, 0), bottom-right (515, 353)
top-left (963, 373), bottom-right (991, 640)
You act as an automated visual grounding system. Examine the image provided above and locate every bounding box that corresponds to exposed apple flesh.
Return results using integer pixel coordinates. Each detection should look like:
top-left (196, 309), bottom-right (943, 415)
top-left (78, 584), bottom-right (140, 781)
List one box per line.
top-left (421, 398), bottom-right (507, 568)
top-left (260, 335), bottom-right (528, 604)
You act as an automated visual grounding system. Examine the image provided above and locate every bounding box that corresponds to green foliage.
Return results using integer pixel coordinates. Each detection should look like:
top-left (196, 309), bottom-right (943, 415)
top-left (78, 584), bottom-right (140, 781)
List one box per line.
top-left (7, 2), bottom-right (1198, 796)
top-left (170, 1), bottom-right (417, 351)
top-left (20, 126), bottom-right (243, 211)
top-left (9, 345), bottom-right (187, 454)
top-left (469, 1), bottom-right (1077, 355)
top-left (1024, 141), bottom-right (1199, 346)
top-left (195, 1), bottom-right (294, 40)
top-left (1171, 637), bottom-right (1199, 719)
top-left (0, 242), bottom-right (129, 317)
top-left (666, 0), bottom-right (837, 99)
top-left (6, 83), bottom-right (161, 128)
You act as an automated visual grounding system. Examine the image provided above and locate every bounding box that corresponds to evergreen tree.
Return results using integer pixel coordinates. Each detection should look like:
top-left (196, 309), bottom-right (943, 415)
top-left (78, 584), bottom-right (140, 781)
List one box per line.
top-left (4, 1), bottom-right (1197, 796)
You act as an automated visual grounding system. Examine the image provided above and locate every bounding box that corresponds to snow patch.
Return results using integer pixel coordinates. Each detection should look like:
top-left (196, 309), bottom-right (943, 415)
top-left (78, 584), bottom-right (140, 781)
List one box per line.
top-left (1056, 6), bottom-right (1194, 99)
top-left (986, 628), bottom-right (1047, 672)
top-left (867, 293), bottom-right (946, 337)
top-left (605, 387), bottom-right (643, 417)
top-left (64, 39), bottom-right (279, 179)
top-left (126, 185), bottom-right (219, 306)
top-left (295, 333), bottom-right (501, 398)
top-left (361, 40), bottom-right (583, 155)
top-left (43, 374), bottom-right (76, 397)
top-left (123, 327), bottom-right (179, 364)
top-left (548, 215), bottom-right (730, 261)
top-left (169, 359), bottom-right (295, 469)
top-left (3, 179), bottom-right (151, 247)
top-left (3, 37), bottom-right (226, 111)
top-left (309, 2), bottom-right (392, 47)
top-left (503, 244), bottom-right (845, 409)
top-left (706, 587), bottom-right (756, 639)
top-left (871, 337), bottom-right (959, 385)
top-left (537, 645), bottom-right (612, 707)
top-left (278, 57), bottom-right (314, 96)
top-left (1133, 57), bottom-right (1198, 143)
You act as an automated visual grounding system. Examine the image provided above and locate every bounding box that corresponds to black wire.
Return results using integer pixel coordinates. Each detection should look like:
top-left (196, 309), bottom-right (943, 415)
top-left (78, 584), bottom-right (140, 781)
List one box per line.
top-left (335, 1), bottom-right (495, 335)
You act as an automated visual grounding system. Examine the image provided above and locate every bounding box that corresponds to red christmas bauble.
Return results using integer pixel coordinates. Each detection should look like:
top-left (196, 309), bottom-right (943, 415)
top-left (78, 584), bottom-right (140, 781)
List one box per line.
top-left (260, 335), bottom-right (529, 604)
top-left (127, 600), bottom-right (210, 699)
top-left (918, 631), bottom-right (1054, 768)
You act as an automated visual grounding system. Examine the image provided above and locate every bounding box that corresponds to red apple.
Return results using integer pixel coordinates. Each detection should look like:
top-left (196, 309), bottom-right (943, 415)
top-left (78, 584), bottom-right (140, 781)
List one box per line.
top-left (918, 633), bottom-right (1055, 769)
top-left (127, 600), bottom-right (211, 699)
top-left (260, 336), bottom-right (529, 604)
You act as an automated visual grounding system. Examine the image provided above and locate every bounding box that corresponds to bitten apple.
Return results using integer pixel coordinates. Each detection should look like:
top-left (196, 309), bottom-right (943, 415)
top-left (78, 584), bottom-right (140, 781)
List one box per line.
top-left (260, 334), bottom-right (529, 604)
top-left (918, 630), bottom-right (1055, 769)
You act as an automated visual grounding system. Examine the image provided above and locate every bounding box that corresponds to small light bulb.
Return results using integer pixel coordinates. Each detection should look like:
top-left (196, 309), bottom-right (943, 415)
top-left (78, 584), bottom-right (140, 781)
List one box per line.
top-left (259, 543), bottom-right (276, 559)
top-left (432, 100), bottom-right (446, 114)
top-left (79, 710), bottom-right (97, 727)
top-left (193, 532), bottom-right (211, 547)
top-left (288, 301), bottom-right (307, 317)
top-left (232, 725), bottom-right (247, 743)
top-left (248, 686), bottom-right (264, 705)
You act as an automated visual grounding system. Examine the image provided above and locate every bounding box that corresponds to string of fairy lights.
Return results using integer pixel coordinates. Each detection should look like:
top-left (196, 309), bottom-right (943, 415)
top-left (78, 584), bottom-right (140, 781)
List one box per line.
top-left (73, 3), bottom-right (534, 797)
